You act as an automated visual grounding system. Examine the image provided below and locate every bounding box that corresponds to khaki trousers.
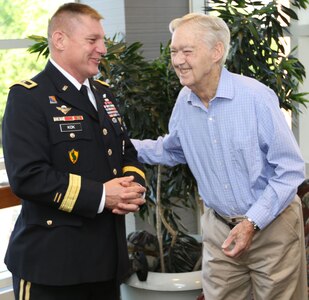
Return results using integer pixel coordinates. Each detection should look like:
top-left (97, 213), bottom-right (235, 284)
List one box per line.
top-left (201, 196), bottom-right (308, 300)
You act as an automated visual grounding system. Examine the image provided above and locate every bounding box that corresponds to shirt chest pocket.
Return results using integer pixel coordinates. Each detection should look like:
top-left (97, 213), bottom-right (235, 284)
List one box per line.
top-left (49, 122), bottom-right (95, 172)
top-left (229, 136), bottom-right (260, 173)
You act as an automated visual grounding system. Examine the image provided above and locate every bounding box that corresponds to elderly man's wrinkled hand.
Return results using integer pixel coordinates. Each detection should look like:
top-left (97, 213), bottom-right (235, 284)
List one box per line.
top-left (221, 219), bottom-right (255, 258)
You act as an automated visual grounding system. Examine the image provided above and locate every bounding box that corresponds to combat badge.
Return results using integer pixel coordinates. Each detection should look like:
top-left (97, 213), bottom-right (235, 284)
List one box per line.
top-left (56, 105), bottom-right (72, 115)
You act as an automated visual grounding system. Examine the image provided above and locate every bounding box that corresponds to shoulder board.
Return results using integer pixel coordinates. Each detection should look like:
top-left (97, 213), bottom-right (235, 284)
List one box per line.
top-left (95, 79), bottom-right (110, 87)
top-left (10, 79), bottom-right (38, 89)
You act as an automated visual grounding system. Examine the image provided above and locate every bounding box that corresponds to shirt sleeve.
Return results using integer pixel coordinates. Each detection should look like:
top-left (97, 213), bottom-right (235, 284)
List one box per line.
top-left (131, 97), bottom-right (187, 166)
top-left (245, 88), bottom-right (305, 229)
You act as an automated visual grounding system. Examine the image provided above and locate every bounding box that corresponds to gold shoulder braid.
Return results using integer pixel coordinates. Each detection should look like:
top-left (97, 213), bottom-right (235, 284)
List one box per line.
top-left (95, 79), bottom-right (110, 87)
top-left (10, 79), bottom-right (38, 89)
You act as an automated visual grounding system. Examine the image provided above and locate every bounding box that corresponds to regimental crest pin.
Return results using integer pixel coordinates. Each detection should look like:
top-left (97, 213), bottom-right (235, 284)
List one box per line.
top-left (56, 105), bottom-right (71, 115)
top-left (68, 149), bottom-right (79, 164)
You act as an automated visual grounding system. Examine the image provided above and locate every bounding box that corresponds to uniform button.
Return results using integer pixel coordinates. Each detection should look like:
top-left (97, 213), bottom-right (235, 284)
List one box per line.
top-left (113, 169), bottom-right (117, 175)
top-left (46, 220), bottom-right (53, 226)
top-left (112, 118), bottom-right (117, 123)
top-left (108, 149), bottom-right (113, 156)
top-left (103, 128), bottom-right (108, 135)
top-left (70, 133), bottom-right (75, 138)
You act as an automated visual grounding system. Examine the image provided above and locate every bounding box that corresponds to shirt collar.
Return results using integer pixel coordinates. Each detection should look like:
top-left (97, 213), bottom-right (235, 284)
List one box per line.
top-left (49, 58), bottom-right (90, 90)
top-left (186, 67), bottom-right (234, 105)
top-left (215, 67), bottom-right (234, 101)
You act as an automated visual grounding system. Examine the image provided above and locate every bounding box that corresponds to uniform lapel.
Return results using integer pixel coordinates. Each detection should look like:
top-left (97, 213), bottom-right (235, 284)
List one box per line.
top-left (90, 79), bottom-right (125, 135)
top-left (44, 61), bottom-right (98, 120)
top-left (89, 81), bottom-right (106, 126)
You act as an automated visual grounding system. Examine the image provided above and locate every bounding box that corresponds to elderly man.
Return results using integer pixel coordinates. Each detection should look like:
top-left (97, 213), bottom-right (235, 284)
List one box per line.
top-left (133, 13), bottom-right (307, 300)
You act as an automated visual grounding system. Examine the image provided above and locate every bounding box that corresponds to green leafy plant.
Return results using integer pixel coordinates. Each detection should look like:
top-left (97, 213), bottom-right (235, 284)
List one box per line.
top-left (28, 35), bottom-right (49, 59)
top-left (204, 0), bottom-right (309, 113)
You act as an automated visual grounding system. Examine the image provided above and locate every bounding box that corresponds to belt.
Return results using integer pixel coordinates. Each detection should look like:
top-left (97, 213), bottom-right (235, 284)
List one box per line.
top-left (214, 211), bottom-right (246, 229)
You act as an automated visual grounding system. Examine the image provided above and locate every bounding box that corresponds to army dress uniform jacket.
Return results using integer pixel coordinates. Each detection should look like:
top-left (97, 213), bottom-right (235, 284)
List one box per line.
top-left (2, 61), bottom-right (145, 286)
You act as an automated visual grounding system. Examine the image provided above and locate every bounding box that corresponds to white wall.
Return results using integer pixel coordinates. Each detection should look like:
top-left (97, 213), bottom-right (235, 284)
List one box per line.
top-left (291, 7), bottom-right (309, 177)
top-left (189, 0), bottom-right (205, 12)
top-left (298, 36), bottom-right (309, 177)
top-left (94, 0), bottom-right (126, 40)
top-left (82, 0), bottom-right (126, 40)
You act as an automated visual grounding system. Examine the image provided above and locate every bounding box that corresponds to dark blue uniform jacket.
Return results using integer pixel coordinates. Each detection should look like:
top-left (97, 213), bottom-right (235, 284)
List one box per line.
top-left (2, 61), bottom-right (145, 286)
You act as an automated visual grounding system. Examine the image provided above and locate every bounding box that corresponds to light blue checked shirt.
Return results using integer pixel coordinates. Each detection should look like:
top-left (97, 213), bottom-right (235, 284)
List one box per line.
top-left (132, 68), bottom-right (305, 229)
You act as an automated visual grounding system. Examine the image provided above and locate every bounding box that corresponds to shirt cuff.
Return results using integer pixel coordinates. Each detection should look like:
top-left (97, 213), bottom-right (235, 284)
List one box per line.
top-left (97, 184), bottom-right (106, 213)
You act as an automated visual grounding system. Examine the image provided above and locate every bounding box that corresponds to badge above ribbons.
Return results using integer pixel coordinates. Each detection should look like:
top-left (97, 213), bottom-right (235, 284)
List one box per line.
top-left (68, 149), bottom-right (79, 164)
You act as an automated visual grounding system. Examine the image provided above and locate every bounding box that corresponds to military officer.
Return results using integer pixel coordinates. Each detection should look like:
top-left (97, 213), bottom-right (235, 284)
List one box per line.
top-left (2, 3), bottom-right (146, 300)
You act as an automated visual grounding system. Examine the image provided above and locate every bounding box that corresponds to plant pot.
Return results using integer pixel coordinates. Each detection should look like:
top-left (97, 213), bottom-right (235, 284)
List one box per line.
top-left (120, 270), bottom-right (202, 300)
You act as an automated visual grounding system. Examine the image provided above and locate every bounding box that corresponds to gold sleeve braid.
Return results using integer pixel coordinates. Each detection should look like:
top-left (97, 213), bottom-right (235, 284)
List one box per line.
top-left (59, 173), bottom-right (81, 212)
top-left (122, 166), bottom-right (145, 180)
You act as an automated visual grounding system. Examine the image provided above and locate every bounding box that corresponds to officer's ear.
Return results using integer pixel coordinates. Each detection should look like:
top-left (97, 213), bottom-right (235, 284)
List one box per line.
top-left (52, 30), bottom-right (66, 51)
